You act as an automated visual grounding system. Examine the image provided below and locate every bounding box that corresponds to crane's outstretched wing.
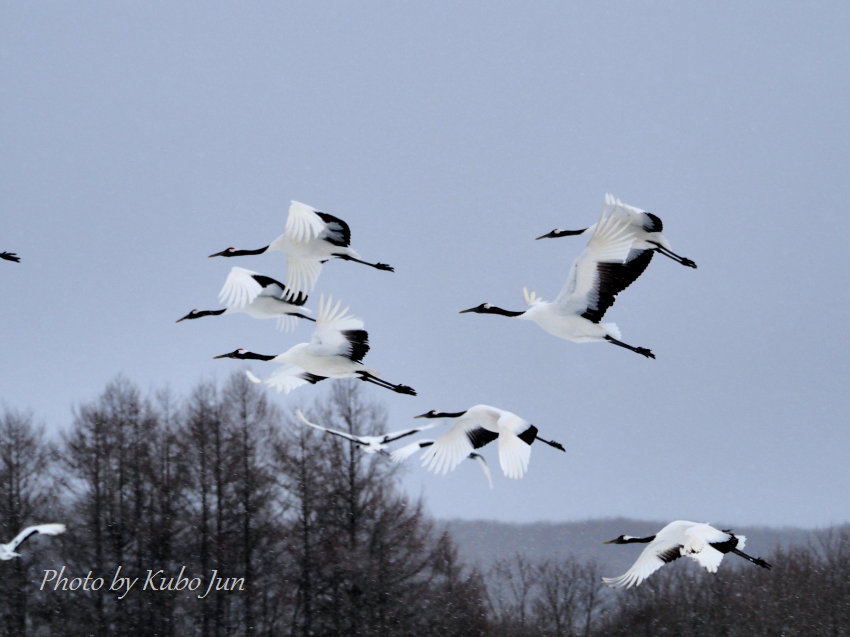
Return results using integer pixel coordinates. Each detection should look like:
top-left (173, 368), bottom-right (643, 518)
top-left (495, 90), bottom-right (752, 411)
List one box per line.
top-left (219, 266), bottom-right (306, 307)
top-left (296, 410), bottom-right (436, 449)
top-left (316, 211), bottom-right (352, 248)
top-left (555, 201), bottom-right (638, 321)
top-left (218, 266), bottom-right (265, 308)
top-left (294, 408), bottom-right (369, 445)
top-left (390, 439), bottom-right (435, 463)
top-left (392, 439), bottom-right (494, 489)
top-left (285, 256), bottom-right (324, 295)
top-left (495, 426), bottom-right (533, 480)
top-left (7, 524), bottom-right (66, 551)
top-left (285, 200), bottom-right (327, 243)
top-left (310, 296), bottom-right (369, 362)
top-left (420, 419), bottom-right (499, 476)
top-left (378, 422), bottom-right (438, 444)
top-left (602, 537), bottom-right (684, 589)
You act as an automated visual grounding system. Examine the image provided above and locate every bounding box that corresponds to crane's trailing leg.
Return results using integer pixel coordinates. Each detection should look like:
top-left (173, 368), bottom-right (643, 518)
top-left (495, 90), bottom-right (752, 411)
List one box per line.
top-left (357, 372), bottom-right (416, 395)
top-left (604, 335), bottom-right (655, 359)
top-left (731, 548), bottom-right (772, 569)
top-left (334, 253), bottom-right (395, 271)
top-left (648, 241), bottom-right (697, 269)
top-left (537, 436), bottom-right (566, 452)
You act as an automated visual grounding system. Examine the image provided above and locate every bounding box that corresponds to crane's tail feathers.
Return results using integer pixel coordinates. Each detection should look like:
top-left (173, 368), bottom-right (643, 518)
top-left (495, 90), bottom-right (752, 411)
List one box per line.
top-left (689, 546), bottom-right (724, 573)
top-left (602, 322), bottom-right (622, 340)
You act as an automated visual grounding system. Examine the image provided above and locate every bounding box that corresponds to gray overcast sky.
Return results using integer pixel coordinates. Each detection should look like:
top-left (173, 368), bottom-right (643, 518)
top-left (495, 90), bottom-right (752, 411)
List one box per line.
top-left (2, 2), bottom-right (848, 528)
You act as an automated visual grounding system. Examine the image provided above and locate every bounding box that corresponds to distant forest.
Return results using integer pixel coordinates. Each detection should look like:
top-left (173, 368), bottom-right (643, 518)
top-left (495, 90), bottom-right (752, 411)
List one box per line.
top-left (1, 376), bottom-right (847, 636)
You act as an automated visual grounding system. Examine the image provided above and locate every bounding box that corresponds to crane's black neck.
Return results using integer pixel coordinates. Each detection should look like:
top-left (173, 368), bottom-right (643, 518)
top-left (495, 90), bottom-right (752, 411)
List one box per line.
top-left (216, 245), bottom-right (270, 257)
top-left (487, 306), bottom-right (524, 317)
top-left (195, 309), bottom-right (226, 318)
top-left (426, 410), bottom-right (468, 419)
top-left (462, 304), bottom-right (524, 317)
top-left (237, 351), bottom-right (275, 361)
top-left (548, 228), bottom-right (587, 238)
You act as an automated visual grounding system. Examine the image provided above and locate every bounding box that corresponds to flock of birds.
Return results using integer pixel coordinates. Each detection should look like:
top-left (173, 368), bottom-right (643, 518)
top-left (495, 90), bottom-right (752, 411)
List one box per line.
top-left (1, 195), bottom-right (772, 588)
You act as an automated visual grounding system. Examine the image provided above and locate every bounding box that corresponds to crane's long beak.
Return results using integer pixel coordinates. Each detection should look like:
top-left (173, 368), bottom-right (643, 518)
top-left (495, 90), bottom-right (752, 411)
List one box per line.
top-left (603, 539), bottom-right (617, 544)
top-left (208, 249), bottom-right (227, 258)
top-left (535, 229), bottom-right (558, 240)
top-left (458, 307), bottom-right (475, 314)
top-left (212, 352), bottom-right (232, 359)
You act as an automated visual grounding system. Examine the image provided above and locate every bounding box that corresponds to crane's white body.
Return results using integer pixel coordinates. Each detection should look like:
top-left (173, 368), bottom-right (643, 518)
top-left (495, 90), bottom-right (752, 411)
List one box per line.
top-left (273, 342), bottom-right (375, 378)
top-left (211, 200), bottom-right (391, 294)
top-left (420, 404), bottom-right (537, 480)
top-left (602, 520), bottom-right (747, 589)
top-left (520, 288), bottom-right (622, 342)
top-left (271, 201), bottom-right (369, 293)
top-left (218, 266), bottom-right (310, 331)
top-left (247, 296), bottom-right (374, 393)
top-left (0, 523), bottom-right (66, 560)
top-left (518, 201), bottom-right (636, 342)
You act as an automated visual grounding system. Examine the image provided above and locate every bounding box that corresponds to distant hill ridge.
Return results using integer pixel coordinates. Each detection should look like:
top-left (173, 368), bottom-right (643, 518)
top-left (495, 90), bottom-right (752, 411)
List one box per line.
top-left (443, 517), bottom-right (814, 575)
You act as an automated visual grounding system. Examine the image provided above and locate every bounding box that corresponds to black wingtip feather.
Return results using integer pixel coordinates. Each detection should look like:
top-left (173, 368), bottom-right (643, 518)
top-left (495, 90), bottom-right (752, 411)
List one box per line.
top-left (581, 249), bottom-right (654, 323)
top-left (642, 212), bottom-right (663, 233)
top-left (658, 545), bottom-right (684, 564)
top-left (316, 211), bottom-right (352, 247)
top-left (517, 425), bottom-right (538, 446)
top-left (466, 428), bottom-right (499, 449)
top-left (342, 329), bottom-right (370, 363)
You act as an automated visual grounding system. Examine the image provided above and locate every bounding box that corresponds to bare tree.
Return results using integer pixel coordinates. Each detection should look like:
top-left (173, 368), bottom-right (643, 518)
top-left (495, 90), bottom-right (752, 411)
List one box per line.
top-left (276, 381), bottom-right (488, 636)
top-left (0, 407), bottom-right (58, 636)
